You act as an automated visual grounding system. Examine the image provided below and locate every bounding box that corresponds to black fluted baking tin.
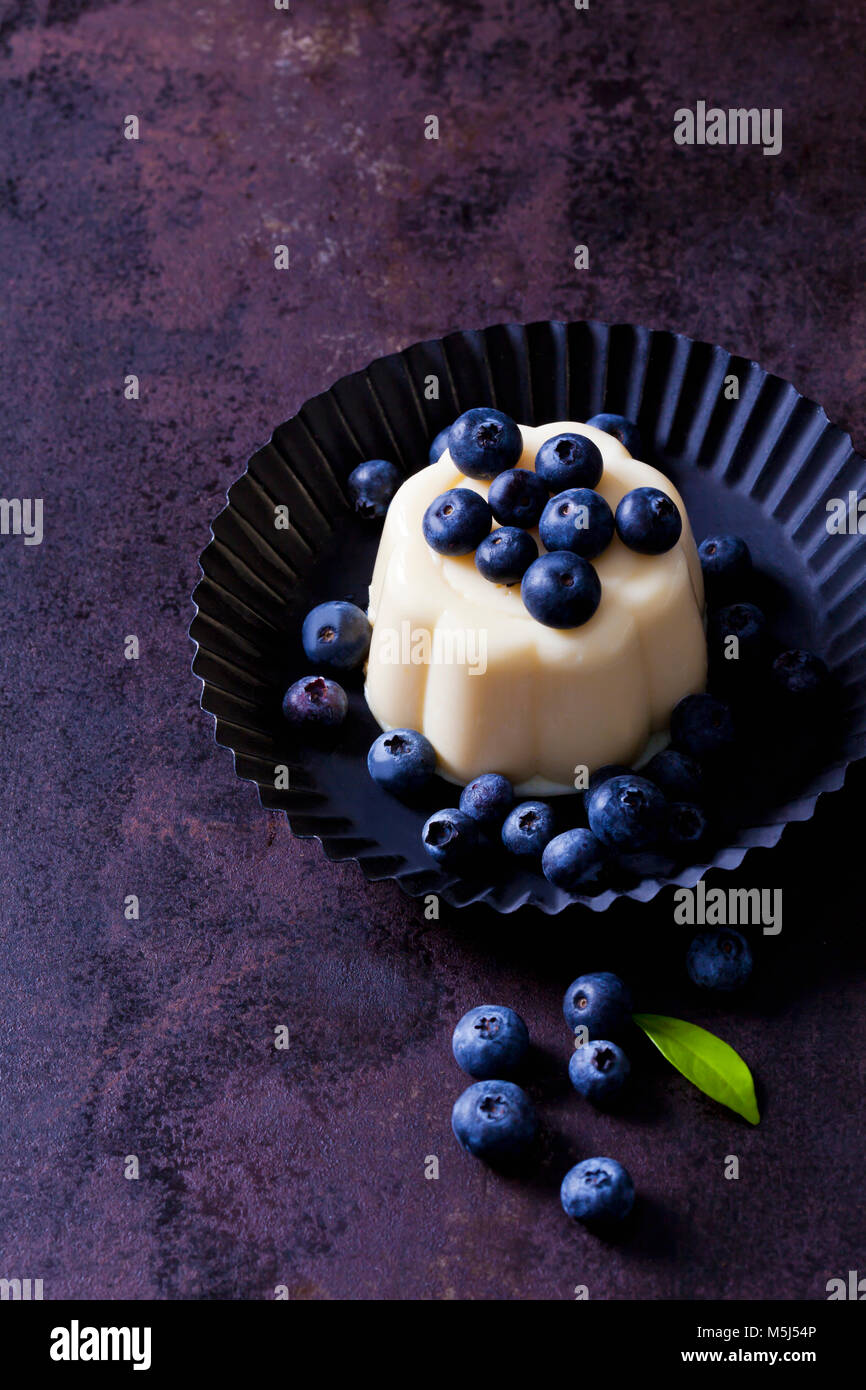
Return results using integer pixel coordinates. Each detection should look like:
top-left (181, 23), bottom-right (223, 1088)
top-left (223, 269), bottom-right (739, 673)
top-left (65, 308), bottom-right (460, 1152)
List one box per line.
top-left (190, 321), bottom-right (866, 913)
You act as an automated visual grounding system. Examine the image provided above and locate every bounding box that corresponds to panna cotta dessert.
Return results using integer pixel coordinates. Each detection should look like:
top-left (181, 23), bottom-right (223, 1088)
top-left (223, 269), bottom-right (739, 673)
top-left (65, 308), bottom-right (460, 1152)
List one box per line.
top-left (283, 402), bottom-right (831, 894)
top-left (365, 417), bottom-right (707, 792)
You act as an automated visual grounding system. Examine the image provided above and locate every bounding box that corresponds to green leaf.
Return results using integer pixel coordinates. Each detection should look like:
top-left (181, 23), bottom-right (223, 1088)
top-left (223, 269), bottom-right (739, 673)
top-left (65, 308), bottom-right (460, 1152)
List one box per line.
top-left (633, 1013), bottom-right (760, 1125)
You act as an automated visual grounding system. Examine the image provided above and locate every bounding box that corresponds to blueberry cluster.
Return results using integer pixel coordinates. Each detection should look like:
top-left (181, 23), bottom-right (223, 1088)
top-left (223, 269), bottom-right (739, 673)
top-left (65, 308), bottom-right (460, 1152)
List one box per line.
top-left (698, 533), bottom-right (831, 707)
top-left (449, 975), bottom-right (636, 1226)
top-left (449, 946), bottom-right (754, 1225)
top-left (391, 757), bottom-right (681, 888)
top-left (282, 599), bottom-right (372, 730)
top-left (421, 408), bottom-right (681, 629)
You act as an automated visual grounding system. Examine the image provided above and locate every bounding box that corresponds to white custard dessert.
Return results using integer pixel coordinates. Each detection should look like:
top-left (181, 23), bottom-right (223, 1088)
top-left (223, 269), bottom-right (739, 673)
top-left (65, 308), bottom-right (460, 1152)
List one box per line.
top-left (364, 421), bottom-right (706, 793)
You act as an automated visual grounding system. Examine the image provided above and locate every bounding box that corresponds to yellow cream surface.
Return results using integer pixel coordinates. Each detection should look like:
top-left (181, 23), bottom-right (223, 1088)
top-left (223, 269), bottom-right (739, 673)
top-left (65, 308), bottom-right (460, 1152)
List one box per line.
top-left (365, 421), bottom-right (706, 793)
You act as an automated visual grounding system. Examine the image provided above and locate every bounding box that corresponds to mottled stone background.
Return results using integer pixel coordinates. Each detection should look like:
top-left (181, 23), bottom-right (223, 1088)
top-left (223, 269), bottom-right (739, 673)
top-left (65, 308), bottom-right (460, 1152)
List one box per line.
top-left (0, 0), bottom-right (864, 1300)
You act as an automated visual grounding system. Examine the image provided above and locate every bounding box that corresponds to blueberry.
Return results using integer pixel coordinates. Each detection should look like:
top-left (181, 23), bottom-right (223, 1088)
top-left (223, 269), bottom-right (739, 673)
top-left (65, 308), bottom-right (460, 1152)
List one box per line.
top-left (539, 488), bottom-right (615, 560)
top-left (501, 800), bottom-right (556, 857)
top-left (421, 808), bottom-right (480, 868)
top-left (586, 763), bottom-right (632, 799)
top-left (423, 488), bottom-right (492, 556)
top-left (708, 602), bottom-right (767, 668)
top-left (698, 534), bottom-right (753, 602)
top-left (643, 748), bottom-right (703, 803)
top-left (448, 408), bottom-right (523, 480)
top-left (451, 1005), bottom-right (530, 1079)
top-left (487, 468), bottom-right (549, 528)
top-left (586, 413), bottom-right (643, 458)
top-left (542, 829), bottom-right (608, 893)
top-left (687, 929), bottom-right (752, 991)
top-left (667, 801), bottom-right (707, 851)
top-left (535, 432), bottom-right (603, 490)
top-left (772, 649), bottom-right (830, 700)
top-left (459, 773), bottom-right (515, 832)
top-left (301, 600), bottom-right (371, 671)
top-left (562, 972), bottom-right (633, 1038)
top-left (587, 774), bottom-right (666, 851)
top-left (429, 425), bottom-right (452, 465)
top-left (671, 693), bottom-right (736, 761)
top-left (568, 1039), bottom-right (630, 1106)
top-left (521, 551), bottom-right (602, 629)
top-left (615, 486), bottom-right (682, 555)
top-left (560, 1157), bottom-right (635, 1225)
top-left (347, 459), bottom-right (401, 520)
top-left (475, 526), bottom-right (538, 584)
top-left (452, 1080), bottom-right (538, 1161)
top-left (367, 727), bottom-right (436, 795)
top-left (282, 675), bottom-right (348, 728)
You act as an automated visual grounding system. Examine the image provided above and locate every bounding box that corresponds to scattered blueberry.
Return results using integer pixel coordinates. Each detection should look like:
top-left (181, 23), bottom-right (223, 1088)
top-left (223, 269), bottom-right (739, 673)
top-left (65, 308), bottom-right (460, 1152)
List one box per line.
top-left (452, 1005), bottom-right (530, 1079)
top-left (772, 649), bottom-right (830, 700)
top-left (487, 467), bottom-right (549, 529)
top-left (643, 748), bottom-right (703, 803)
top-left (562, 972), bottom-right (633, 1039)
top-left (586, 412), bottom-right (643, 458)
top-left (539, 488), bottom-right (615, 560)
top-left (422, 808), bottom-right (480, 868)
top-left (475, 526), bottom-right (538, 584)
top-left (667, 801), bottom-right (707, 850)
top-left (542, 829), bottom-right (608, 893)
top-left (347, 458), bottom-right (401, 520)
top-left (708, 602), bottom-right (767, 667)
top-left (587, 774), bottom-right (667, 851)
top-left (459, 773), bottom-right (515, 833)
top-left (698, 534), bottom-right (753, 602)
top-left (615, 486), bottom-right (682, 555)
top-left (282, 675), bottom-right (348, 728)
top-left (687, 929), bottom-right (753, 991)
top-left (301, 600), bottom-right (371, 671)
top-left (568, 1039), bottom-right (630, 1106)
top-left (452, 1080), bottom-right (538, 1161)
top-left (429, 426), bottom-right (452, 465)
top-left (671, 693), bottom-right (736, 761)
top-left (448, 408), bottom-right (523, 480)
top-left (423, 488), bottom-right (492, 556)
top-left (367, 727), bottom-right (436, 794)
top-left (521, 551), bottom-right (602, 629)
top-left (535, 432), bottom-right (603, 491)
top-left (561, 1157), bottom-right (635, 1225)
top-left (501, 800), bottom-right (556, 857)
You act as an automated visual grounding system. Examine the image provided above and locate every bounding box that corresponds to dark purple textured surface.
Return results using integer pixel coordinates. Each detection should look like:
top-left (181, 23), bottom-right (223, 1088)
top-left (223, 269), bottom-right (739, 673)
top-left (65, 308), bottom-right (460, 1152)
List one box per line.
top-left (0, 0), bottom-right (864, 1300)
